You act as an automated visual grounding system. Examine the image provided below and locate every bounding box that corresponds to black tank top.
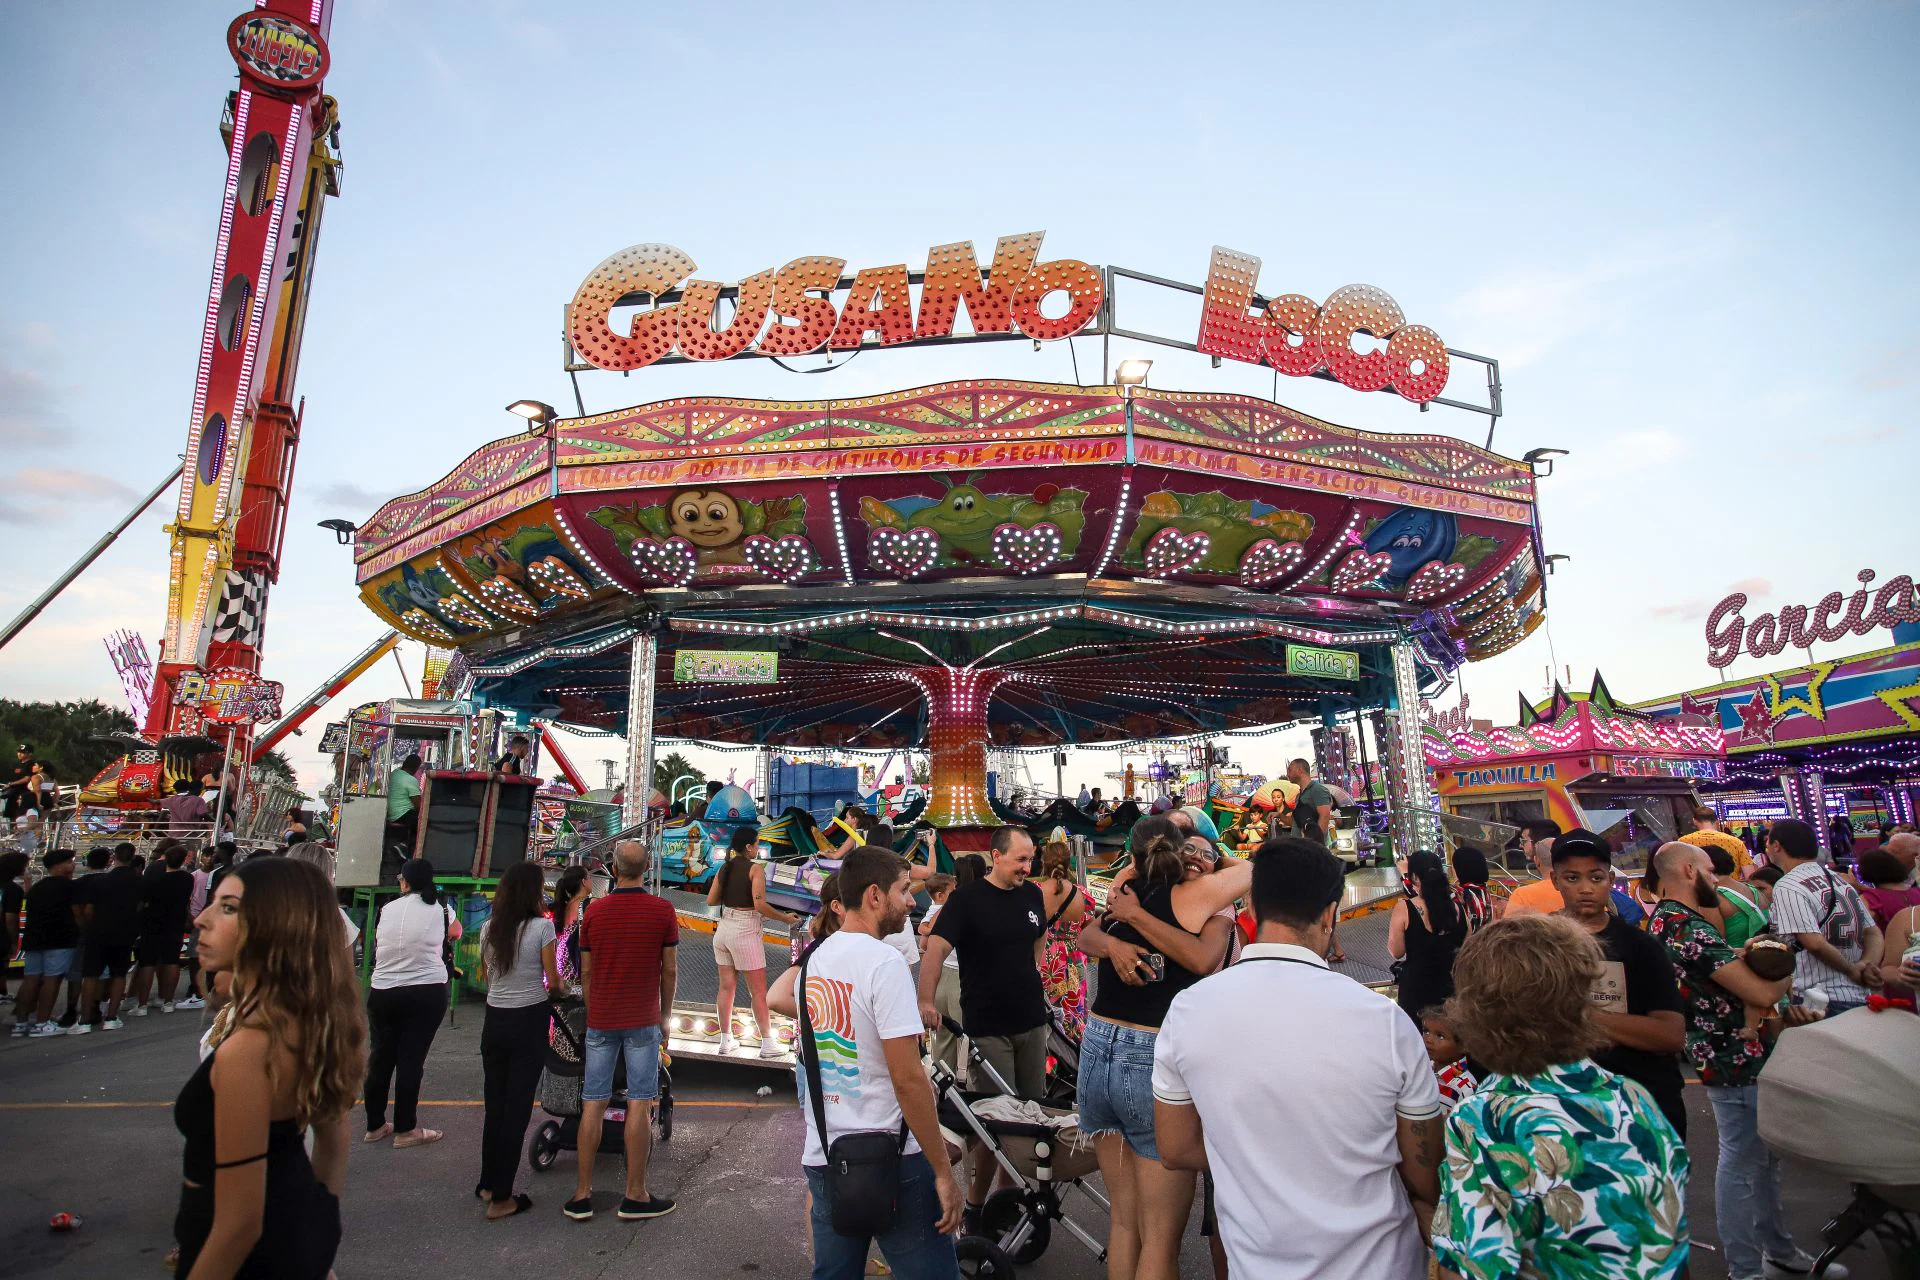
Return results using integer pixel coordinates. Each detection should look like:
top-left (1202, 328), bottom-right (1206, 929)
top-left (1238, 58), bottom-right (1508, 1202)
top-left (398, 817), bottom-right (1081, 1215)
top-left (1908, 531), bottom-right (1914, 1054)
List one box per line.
top-left (174, 1044), bottom-right (340, 1279)
top-left (718, 856), bottom-right (756, 909)
top-left (1091, 879), bottom-right (1210, 1028)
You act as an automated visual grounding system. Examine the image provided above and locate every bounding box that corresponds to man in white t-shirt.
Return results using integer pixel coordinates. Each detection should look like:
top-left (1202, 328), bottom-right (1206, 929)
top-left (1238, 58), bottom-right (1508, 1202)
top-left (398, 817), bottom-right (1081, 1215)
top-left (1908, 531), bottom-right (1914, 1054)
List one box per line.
top-left (779, 846), bottom-right (962, 1278)
top-left (1153, 837), bottom-right (1443, 1280)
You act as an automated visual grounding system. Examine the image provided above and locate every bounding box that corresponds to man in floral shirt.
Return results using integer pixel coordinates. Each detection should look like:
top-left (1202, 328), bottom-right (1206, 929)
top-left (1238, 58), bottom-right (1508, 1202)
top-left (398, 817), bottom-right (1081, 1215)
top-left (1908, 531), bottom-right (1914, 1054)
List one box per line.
top-left (1647, 842), bottom-right (1823, 1280)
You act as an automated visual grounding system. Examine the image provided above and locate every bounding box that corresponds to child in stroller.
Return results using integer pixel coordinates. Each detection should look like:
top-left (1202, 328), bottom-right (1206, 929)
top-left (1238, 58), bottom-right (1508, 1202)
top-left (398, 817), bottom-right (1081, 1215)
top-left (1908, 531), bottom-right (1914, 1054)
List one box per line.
top-left (528, 996), bottom-right (673, 1172)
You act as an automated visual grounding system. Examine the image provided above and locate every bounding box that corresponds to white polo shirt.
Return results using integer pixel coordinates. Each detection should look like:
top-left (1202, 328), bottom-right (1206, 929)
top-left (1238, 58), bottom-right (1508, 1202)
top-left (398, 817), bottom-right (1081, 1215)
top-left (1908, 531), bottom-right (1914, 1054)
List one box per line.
top-left (1152, 942), bottom-right (1441, 1280)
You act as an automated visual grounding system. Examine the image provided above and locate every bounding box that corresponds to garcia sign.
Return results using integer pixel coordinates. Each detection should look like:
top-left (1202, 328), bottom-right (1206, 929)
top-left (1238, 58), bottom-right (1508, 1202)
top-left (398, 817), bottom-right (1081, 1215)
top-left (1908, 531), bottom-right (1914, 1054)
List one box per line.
top-left (1706, 570), bottom-right (1919, 668)
top-left (566, 236), bottom-right (1450, 404)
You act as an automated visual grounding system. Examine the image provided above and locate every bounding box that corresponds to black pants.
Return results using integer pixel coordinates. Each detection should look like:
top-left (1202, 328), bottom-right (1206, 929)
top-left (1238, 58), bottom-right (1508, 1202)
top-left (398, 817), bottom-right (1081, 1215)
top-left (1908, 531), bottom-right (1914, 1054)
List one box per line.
top-left (364, 982), bottom-right (446, 1133)
top-left (478, 1002), bottom-right (550, 1200)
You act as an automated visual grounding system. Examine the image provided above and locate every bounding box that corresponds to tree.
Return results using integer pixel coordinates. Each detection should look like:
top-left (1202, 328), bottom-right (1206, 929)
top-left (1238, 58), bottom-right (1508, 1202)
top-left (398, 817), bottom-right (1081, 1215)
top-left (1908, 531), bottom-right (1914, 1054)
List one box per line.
top-left (254, 748), bottom-right (297, 786)
top-left (0, 698), bottom-right (136, 786)
top-left (652, 752), bottom-right (704, 805)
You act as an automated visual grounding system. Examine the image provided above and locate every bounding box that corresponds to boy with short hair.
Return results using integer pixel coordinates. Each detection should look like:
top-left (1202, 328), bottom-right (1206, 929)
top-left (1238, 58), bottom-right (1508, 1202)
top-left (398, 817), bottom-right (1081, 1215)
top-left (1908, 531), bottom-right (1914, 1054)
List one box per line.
top-left (1418, 1006), bottom-right (1477, 1111)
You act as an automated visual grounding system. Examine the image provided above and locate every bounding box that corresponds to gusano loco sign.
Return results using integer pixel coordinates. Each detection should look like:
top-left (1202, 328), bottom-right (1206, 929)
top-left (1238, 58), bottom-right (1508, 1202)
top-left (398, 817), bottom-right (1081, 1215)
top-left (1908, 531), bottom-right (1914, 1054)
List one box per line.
top-left (567, 236), bottom-right (1448, 404)
top-left (1706, 569), bottom-right (1919, 668)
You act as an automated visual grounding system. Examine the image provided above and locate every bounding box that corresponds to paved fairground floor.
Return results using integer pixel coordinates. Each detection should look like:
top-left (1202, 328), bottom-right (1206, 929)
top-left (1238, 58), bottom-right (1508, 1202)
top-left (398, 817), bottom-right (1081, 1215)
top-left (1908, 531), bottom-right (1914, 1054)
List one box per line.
top-left (1, 976), bottom-right (1894, 1280)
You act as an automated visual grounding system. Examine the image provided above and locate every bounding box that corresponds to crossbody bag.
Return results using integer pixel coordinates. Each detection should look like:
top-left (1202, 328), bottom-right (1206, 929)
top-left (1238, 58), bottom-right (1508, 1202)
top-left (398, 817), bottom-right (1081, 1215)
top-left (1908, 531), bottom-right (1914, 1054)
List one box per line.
top-left (797, 944), bottom-right (910, 1238)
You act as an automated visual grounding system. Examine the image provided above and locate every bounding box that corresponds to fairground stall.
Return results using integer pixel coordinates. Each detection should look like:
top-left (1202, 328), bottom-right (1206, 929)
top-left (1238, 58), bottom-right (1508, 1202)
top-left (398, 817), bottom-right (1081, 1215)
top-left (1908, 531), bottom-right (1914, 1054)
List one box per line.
top-left (1635, 603), bottom-right (1920, 855)
top-left (1427, 673), bottom-right (1726, 870)
top-left (348, 231), bottom-right (1555, 1052)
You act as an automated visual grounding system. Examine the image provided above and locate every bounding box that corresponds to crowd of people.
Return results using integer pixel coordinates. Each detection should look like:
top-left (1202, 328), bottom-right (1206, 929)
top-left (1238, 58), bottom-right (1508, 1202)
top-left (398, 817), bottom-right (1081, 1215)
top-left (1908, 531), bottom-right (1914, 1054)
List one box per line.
top-left (5, 774), bottom-right (1918, 1279)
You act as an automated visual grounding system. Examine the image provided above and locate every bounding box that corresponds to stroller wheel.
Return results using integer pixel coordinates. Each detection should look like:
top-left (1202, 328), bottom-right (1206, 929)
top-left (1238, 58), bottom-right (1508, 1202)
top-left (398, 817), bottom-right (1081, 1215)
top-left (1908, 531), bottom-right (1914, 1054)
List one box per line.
top-left (654, 1090), bottom-right (673, 1142)
top-left (529, 1121), bottom-right (560, 1172)
top-left (955, 1236), bottom-right (1016, 1278)
top-left (982, 1188), bottom-right (1052, 1262)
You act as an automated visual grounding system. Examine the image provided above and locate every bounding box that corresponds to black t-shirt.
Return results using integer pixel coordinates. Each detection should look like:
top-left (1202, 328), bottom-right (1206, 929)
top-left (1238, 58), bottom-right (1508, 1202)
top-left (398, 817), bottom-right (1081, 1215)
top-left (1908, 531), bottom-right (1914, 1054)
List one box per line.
top-left (84, 865), bottom-right (145, 944)
top-left (141, 869), bottom-right (196, 938)
top-left (4, 879), bottom-right (24, 928)
top-left (496, 754), bottom-right (523, 775)
top-left (5, 757), bottom-right (34, 795)
top-left (23, 875), bottom-right (77, 950)
top-left (1590, 915), bottom-right (1685, 1108)
top-left (930, 876), bottom-right (1048, 1037)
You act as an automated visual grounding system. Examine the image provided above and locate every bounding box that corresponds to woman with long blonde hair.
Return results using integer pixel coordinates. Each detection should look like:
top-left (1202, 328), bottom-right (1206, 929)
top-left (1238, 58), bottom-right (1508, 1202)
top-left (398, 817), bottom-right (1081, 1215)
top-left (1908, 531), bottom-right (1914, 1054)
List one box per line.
top-left (175, 856), bottom-right (366, 1279)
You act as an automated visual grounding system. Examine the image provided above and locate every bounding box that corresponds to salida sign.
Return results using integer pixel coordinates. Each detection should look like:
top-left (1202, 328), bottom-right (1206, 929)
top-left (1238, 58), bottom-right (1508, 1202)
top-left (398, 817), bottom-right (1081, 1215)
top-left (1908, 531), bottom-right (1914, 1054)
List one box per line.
top-left (567, 236), bottom-right (1448, 404)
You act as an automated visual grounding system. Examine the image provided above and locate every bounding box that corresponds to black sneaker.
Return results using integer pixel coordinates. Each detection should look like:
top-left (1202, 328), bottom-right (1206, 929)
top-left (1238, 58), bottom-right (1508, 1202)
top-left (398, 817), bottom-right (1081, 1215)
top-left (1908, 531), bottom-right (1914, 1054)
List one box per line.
top-left (562, 1196), bottom-right (594, 1221)
top-left (616, 1196), bottom-right (675, 1220)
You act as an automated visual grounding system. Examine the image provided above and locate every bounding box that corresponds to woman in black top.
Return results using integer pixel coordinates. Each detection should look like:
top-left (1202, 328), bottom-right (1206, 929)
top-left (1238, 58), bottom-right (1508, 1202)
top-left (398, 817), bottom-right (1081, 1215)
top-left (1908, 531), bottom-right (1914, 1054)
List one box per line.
top-left (1388, 849), bottom-right (1467, 1022)
top-left (176, 856), bottom-right (365, 1279)
top-left (1077, 818), bottom-right (1251, 1280)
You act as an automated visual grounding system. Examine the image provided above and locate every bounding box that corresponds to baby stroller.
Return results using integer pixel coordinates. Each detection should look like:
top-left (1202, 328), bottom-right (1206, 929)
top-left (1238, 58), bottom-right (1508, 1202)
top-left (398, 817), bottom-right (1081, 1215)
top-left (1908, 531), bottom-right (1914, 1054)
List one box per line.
top-left (936, 1018), bottom-right (1108, 1274)
top-left (528, 996), bottom-right (674, 1172)
top-left (1758, 1006), bottom-right (1920, 1277)
top-left (1042, 1007), bottom-right (1081, 1109)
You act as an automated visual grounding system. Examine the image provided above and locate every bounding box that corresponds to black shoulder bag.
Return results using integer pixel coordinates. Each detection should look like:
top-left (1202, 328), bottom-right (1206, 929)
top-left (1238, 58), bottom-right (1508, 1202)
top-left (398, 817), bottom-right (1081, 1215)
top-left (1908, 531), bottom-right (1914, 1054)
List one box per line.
top-left (797, 944), bottom-right (910, 1238)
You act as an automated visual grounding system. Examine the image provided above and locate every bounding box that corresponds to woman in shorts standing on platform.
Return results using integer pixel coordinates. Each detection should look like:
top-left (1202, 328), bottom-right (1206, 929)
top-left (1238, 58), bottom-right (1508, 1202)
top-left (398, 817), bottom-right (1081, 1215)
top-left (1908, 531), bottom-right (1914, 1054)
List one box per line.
top-left (706, 825), bottom-right (799, 1058)
top-left (175, 856), bottom-right (364, 1279)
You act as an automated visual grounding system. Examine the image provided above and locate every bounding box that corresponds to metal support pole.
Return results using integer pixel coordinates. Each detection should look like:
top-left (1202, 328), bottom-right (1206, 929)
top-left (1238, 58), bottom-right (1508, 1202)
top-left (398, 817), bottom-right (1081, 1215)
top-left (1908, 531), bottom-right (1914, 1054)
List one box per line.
top-left (1385, 639), bottom-right (1437, 856)
top-left (0, 463), bottom-right (183, 653)
top-left (209, 732), bottom-right (238, 842)
top-left (623, 629), bottom-right (658, 832)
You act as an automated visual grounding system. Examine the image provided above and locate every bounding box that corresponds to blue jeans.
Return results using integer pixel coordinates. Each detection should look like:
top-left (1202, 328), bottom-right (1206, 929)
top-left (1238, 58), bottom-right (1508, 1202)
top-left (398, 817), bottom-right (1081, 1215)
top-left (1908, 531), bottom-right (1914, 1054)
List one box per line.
top-left (23, 948), bottom-right (74, 977)
top-left (583, 1024), bottom-right (662, 1103)
top-left (1707, 1085), bottom-right (1799, 1277)
top-left (1076, 1016), bottom-right (1160, 1159)
top-left (804, 1153), bottom-right (957, 1280)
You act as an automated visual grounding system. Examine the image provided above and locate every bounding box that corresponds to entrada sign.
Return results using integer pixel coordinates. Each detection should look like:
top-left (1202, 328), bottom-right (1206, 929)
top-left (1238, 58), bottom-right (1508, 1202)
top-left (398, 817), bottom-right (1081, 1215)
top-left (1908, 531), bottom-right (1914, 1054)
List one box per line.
top-left (1285, 643), bottom-right (1360, 682)
top-left (567, 236), bottom-right (1448, 404)
top-left (673, 650), bottom-right (779, 684)
top-left (1706, 569), bottom-right (1918, 668)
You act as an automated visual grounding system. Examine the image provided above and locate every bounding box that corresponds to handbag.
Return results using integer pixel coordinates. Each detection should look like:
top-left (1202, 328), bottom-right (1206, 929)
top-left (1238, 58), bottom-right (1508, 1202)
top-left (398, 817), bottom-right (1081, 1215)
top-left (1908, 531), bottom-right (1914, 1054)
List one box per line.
top-left (797, 944), bottom-right (909, 1239)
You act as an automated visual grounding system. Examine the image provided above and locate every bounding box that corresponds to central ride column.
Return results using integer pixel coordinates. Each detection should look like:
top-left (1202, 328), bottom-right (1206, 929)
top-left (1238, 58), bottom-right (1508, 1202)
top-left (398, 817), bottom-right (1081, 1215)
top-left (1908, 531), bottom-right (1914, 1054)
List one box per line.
top-left (911, 665), bottom-right (1006, 837)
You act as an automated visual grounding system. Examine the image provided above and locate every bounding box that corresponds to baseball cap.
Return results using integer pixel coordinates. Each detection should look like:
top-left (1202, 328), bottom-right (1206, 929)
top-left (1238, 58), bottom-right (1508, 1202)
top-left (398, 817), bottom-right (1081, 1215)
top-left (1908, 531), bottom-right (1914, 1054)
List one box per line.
top-left (16, 743), bottom-right (31, 753)
top-left (1550, 827), bottom-right (1612, 865)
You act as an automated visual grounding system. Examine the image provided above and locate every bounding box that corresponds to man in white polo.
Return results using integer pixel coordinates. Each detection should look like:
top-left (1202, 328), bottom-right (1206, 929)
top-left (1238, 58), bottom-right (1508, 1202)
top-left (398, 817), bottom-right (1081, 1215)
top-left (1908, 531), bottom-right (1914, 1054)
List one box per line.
top-left (1153, 837), bottom-right (1443, 1279)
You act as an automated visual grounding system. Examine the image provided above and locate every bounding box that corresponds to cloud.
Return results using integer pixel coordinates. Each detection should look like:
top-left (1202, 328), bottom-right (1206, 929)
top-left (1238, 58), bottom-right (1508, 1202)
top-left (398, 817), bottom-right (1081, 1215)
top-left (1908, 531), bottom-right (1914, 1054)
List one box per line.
top-left (311, 480), bottom-right (417, 513)
top-left (1858, 347), bottom-right (1919, 392)
top-left (0, 468), bottom-right (140, 525)
top-left (1728, 577), bottom-right (1772, 598)
top-left (1648, 599), bottom-right (1707, 620)
top-left (1819, 424), bottom-right (1904, 446)
top-left (0, 362), bottom-right (68, 449)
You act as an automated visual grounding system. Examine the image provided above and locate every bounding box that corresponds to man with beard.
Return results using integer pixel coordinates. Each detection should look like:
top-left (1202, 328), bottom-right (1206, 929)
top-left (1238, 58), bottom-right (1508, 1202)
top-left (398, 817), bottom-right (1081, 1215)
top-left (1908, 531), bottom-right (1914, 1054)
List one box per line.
top-left (783, 845), bottom-right (962, 1278)
top-left (1647, 842), bottom-right (1826, 1280)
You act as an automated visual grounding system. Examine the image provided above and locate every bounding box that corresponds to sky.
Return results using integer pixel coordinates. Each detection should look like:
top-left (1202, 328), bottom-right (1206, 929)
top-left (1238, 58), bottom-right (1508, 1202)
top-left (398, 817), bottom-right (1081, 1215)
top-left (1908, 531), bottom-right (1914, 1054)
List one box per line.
top-left (1, 0), bottom-right (1916, 799)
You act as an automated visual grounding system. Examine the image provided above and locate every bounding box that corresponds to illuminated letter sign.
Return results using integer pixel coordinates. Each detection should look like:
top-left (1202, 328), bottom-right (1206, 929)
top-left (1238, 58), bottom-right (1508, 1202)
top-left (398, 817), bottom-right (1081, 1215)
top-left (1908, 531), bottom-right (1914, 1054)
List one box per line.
top-left (1194, 247), bottom-right (1449, 404)
top-left (568, 233), bottom-right (1103, 372)
top-left (1285, 644), bottom-right (1360, 682)
top-left (673, 650), bottom-right (780, 684)
top-left (1704, 569), bottom-right (1919, 668)
top-left (227, 12), bottom-right (329, 90)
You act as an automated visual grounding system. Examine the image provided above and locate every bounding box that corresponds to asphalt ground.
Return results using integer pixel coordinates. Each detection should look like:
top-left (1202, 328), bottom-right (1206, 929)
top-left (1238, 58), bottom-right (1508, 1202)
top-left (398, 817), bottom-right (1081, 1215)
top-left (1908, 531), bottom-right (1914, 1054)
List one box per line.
top-left (0, 974), bottom-right (1894, 1280)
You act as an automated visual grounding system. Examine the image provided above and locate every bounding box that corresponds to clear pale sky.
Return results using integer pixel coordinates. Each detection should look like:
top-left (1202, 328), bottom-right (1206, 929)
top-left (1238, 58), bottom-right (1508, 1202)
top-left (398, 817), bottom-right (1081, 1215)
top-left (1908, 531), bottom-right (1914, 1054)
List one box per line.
top-left (1, 1), bottom-right (1914, 797)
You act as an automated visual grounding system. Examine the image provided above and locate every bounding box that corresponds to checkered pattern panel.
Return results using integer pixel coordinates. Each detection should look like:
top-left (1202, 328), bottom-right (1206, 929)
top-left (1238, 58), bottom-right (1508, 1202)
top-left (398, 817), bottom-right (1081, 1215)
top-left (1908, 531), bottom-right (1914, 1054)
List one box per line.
top-left (211, 569), bottom-right (268, 648)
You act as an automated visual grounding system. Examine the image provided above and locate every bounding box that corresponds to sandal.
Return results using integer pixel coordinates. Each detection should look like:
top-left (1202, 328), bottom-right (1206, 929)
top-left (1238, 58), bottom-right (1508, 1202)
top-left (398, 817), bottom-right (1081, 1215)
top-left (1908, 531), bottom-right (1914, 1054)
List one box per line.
top-left (487, 1193), bottom-right (534, 1221)
top-left (363, 1124), bottom-right (393, 1143)
top-left (393, 1127), bottom-right (444, 1148)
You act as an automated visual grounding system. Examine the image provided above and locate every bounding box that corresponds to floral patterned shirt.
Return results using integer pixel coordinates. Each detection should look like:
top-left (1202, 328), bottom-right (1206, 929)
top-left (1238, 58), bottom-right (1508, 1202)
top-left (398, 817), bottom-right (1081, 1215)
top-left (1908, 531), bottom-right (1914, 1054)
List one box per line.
top-left (1434, 1060), bottom-right (1689, 1280)
top-left (1646, 900), bottom-right (1770, 1087)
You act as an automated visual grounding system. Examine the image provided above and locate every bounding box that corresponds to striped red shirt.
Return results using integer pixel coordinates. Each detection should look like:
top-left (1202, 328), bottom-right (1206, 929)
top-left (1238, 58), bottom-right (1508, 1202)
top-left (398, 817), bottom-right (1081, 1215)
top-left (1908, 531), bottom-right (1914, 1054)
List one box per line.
top-left (579, 888), bottom-right (679, 1029)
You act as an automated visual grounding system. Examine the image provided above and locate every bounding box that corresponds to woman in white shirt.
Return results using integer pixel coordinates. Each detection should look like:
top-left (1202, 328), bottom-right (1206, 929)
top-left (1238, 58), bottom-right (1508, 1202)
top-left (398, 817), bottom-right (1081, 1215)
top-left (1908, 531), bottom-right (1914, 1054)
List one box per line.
top-left (363, 859), bottom-right (460, 1149)
top-left (474, 863), bottom-right (562, 1218)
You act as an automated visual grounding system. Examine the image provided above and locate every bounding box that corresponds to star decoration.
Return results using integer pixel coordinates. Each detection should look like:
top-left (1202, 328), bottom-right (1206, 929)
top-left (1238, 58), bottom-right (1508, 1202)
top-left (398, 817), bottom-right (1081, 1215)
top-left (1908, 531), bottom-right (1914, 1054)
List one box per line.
top-left (1733, 692), bottom-right (1776, 745)
top-left (1763, 659), bottom-right (1836, 723)
top-left (1679, 690), bottom-right (1720, 723)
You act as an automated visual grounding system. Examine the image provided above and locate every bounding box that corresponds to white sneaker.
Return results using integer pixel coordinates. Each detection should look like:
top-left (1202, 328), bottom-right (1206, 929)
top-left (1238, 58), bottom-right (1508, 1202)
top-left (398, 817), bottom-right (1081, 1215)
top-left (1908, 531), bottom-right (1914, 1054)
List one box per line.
top-left (176, 995), bottom-right (205, 1010)
top-left (130, 1004), bottom-right (148, 1017)
top-left (162, 1001), bottom-right (175, 1013)
top-left (103, 1018), bottom-right (124, 1030)
top-left (30, 1022), bottom-right (66, 1038)
top-left (67, 1023), bottom-right (93, 1036)
top-left (758, 1039), bottom-right (784, 1059)
top-left (718, 1034), bottom-right (739, 1056)
top-left (1765, 1252), bottom-right (1845, 1279)
top-left (10, 1021), bottom-right (26, 1038)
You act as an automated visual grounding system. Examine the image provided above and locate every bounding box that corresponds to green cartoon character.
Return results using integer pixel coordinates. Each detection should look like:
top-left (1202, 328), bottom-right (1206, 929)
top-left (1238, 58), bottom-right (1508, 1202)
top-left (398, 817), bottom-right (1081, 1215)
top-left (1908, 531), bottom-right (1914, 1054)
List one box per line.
top-left (860, 477), bottom-right (1087, 566)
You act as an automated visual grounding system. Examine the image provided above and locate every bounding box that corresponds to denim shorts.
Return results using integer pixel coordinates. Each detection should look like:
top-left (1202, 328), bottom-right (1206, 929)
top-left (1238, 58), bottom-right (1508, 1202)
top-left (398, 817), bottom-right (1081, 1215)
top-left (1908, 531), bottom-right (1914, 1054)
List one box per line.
top-left (583, 1024), bottom-right (662, 1103)
top-left (23, 948), bottom-right (74, 977)
top-left (1076, 1015), bottom-right (1160, 1160)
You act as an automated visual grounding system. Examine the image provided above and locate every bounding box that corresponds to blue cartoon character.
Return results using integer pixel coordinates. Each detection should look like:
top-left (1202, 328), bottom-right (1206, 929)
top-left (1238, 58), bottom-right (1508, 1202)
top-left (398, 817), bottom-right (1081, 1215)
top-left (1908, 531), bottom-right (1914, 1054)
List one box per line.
top-left (1363, 508), bottom-right (1457, 588)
